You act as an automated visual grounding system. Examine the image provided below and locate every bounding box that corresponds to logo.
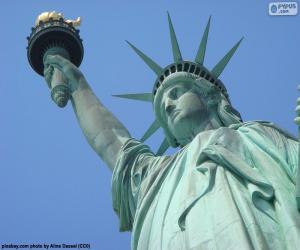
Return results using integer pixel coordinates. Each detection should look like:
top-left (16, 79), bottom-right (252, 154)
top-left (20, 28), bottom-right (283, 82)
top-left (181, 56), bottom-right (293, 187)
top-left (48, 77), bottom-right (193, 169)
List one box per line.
top-left (270, 4), bottom-right (278, 13)
top-left (269, 2), bottom-right (298, 15)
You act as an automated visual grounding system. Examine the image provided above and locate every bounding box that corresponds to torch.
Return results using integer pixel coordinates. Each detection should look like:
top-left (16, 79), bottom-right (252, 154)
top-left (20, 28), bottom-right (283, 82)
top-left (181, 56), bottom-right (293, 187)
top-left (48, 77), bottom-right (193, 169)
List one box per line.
top-left (27, 11), bottom-right (84, 108)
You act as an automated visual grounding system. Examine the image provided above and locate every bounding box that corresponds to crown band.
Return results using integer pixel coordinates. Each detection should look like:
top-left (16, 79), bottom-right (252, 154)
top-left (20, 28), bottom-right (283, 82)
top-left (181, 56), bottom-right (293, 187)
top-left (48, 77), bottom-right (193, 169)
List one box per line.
top-left (153, 61), bottom-right (229, 100)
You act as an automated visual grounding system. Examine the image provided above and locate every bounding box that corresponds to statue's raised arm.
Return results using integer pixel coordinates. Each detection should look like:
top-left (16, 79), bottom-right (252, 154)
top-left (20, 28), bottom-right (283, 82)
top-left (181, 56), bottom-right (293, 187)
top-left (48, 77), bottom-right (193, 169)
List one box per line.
top-left (44, 55), bottom-right (131, 170)
top-left (27, 11), bottom-right (131, 170)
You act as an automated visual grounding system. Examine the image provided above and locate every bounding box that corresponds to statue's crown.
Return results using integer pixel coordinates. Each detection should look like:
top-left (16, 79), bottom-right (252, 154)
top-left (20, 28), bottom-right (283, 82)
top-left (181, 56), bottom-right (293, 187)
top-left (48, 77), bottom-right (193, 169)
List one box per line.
top-left (114, 13), bottom-right (243, 154)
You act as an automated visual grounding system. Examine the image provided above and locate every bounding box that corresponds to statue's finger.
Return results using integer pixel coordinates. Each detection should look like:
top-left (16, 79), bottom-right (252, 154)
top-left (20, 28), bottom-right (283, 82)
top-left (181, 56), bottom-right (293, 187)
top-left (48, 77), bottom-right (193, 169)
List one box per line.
top-left (297, 97), bottom-right (300, 105)
top-left (294, 117), bottom-right (300, 125)
top-left (43, 67), bottom-right (50, 79)
top-left (44, 72), bottom-right (53, 87)
top-left (45, 74), bottom-right (51, 85)
top-left (45, 55), bottom-right (68, 70)
top-left (43, 64), bottom-right (52, 75)
top-left (44, 61), bottom-right (63, 72)
top-left (296, 105), bottom-right (300, 115)
top-left (43, 66), bottom-right (48, 76)
top-left (44, 65), bottom-right (54, 81)
top-left (45, 54), bottom-right (66, 63)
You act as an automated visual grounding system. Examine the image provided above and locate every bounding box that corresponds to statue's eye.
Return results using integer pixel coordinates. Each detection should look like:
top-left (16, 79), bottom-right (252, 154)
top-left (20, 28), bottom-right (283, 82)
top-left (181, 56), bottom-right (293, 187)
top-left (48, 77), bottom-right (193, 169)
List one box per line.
top-left (173, 86), bottom-right (189, 99)
top-left (170, 88), bottom-right (178, 99)
top-left (166, 85), bottom-right (190, 101)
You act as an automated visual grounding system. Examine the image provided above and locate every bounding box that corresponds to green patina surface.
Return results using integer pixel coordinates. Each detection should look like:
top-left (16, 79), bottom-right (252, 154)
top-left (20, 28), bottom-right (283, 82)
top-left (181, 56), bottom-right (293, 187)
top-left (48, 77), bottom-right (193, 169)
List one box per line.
top-left (37, 13), bottom-right (300, 250)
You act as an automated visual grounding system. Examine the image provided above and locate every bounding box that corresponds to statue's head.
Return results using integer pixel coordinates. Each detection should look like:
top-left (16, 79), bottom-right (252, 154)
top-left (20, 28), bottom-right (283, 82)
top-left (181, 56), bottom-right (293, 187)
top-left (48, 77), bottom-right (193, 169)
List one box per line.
top-left (114, 14), bottom-right (243, 154)
top-left (153, 72), bottom-right (242, 147)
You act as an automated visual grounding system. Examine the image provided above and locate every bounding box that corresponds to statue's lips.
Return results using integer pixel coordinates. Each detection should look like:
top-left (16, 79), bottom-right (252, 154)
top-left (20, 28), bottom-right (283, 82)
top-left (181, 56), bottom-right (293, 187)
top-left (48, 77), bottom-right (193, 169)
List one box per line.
top-left (170, 109), bottom-right (180, 121)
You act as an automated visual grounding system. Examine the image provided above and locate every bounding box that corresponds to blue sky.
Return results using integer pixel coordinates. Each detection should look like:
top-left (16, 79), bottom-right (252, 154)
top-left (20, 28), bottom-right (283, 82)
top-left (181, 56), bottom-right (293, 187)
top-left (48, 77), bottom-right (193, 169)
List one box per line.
top-left (0, 1), bottom-right (299, 249)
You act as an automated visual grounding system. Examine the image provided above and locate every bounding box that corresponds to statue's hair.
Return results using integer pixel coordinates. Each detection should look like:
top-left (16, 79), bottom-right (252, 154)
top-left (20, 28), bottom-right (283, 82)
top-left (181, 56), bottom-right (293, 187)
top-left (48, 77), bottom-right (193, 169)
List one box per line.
top-left (193, 78), bottom-right (243, 127)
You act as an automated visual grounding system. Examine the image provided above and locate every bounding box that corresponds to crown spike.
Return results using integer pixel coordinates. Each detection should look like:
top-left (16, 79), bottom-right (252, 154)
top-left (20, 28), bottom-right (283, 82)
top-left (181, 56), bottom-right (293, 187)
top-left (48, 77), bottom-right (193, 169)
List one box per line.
top-left (195, 16), bottom-right (211, 65)
top-left (112, 93), bottom-right (153, 102)
top-left (156, 137), bottom-right (170, 156)
top-left (211, 37), bottom-right (243, 78)
top-left (141, 120), bottom-right (160, 142)
top-left (167, 12), bottom-right (182, 63)
top-left (126, 40), bottom-right (163, 76)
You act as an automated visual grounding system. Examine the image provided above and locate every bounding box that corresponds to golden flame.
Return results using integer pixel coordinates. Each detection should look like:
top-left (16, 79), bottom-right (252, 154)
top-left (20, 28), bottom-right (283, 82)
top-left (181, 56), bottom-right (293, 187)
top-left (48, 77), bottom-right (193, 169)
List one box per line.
top-left (35, 11), bottom-right (81, 27)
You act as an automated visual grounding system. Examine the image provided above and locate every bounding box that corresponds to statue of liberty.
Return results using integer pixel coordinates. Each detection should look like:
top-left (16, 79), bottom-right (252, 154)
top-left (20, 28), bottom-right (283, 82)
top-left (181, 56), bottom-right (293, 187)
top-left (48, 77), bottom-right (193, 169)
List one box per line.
top-left (43, 13), bottom-right (300, 250)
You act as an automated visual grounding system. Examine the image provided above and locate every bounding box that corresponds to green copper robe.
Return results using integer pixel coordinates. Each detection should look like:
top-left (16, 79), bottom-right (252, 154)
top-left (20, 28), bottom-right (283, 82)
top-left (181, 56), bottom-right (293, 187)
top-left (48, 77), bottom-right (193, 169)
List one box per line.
top-left (112, 121), bottom-right (300, 250)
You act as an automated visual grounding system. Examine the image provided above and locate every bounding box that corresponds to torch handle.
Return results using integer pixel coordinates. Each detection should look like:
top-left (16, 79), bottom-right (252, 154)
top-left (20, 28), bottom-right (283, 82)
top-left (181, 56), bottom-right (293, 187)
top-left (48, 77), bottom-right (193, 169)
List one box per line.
top-left (43, 47), bottom-right (72, 108)
top-left (50, 67), bottom-right (70, 108)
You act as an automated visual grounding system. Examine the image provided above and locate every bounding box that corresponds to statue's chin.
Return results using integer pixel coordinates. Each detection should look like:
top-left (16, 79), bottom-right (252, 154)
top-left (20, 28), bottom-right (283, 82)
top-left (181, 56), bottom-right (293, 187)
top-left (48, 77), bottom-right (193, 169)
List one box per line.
top-left (172, 126), bottom-right (194, 147)
top-left (177, 138), bottom-right (192, 147)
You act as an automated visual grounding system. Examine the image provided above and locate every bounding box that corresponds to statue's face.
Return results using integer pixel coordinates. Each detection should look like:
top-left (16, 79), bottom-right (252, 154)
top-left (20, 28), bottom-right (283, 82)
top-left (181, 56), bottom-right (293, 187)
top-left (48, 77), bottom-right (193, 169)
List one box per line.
top-left (160, 81), bottom-right (211, 144)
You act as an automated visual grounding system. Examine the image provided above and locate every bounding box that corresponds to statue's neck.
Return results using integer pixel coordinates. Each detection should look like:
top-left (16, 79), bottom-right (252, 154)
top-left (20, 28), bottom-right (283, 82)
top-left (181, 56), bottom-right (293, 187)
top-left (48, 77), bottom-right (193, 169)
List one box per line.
top-left (177, 111), bottom-right (223, 147)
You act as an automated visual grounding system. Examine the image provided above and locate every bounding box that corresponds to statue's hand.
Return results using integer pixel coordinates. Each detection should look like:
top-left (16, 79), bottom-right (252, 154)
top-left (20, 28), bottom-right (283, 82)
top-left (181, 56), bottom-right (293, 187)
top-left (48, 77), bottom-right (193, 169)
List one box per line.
top-left (295, 86), bottom-right (300, 125)
top-left (43, 55), bottom-right (85, 92)
top-left (43, 63), bottom-right (54, 88)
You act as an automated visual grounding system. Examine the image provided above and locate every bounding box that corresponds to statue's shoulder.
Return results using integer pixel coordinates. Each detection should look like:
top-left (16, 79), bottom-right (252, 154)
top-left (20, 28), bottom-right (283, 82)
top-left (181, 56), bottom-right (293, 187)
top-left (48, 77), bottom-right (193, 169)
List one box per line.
top-left (230, 120), bottom-right (297, 141)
